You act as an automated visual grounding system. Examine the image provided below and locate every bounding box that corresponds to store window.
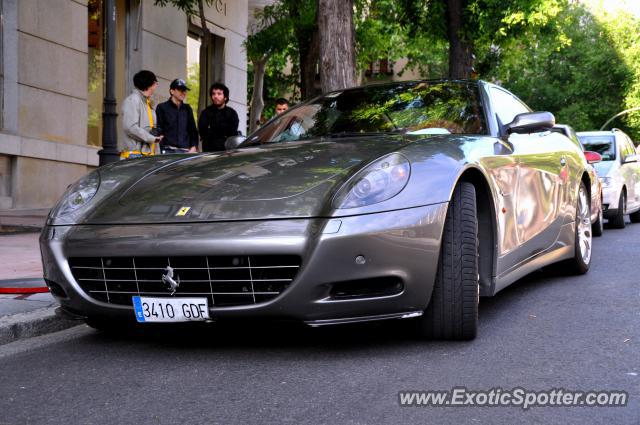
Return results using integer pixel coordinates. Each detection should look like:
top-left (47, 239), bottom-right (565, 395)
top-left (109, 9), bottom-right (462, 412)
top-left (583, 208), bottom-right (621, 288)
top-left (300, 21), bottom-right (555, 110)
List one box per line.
top-left (188, 23), bottom-right (225, 115)
top-left (186, 33), bottom-right (200, 119)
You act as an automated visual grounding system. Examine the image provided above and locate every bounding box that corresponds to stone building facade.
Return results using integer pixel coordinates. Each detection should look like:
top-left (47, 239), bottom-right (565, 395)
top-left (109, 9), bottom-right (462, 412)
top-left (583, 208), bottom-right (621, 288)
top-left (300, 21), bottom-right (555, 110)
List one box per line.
top-left (0, 0), bottom-right (248, 210)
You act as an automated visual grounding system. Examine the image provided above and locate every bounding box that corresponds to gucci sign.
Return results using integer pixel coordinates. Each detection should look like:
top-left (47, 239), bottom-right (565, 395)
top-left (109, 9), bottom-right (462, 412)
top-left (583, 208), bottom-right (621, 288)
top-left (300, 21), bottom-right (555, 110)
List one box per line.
top-left (215, 0), bottom-right (227, 16)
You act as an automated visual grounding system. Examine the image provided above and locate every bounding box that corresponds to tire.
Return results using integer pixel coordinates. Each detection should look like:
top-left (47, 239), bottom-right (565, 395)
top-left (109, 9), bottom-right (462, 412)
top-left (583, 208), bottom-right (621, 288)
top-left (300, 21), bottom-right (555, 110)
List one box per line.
top-left (629, 208), bottom-right (640, 223)
top-left (565, 182), bottom-right (592, 275)
top-left (609, 190), bottom-right (626, 229)
top-left (592, 198), bottom-right (604, 237)
top-left (419, 182), bottom-right (479, 340)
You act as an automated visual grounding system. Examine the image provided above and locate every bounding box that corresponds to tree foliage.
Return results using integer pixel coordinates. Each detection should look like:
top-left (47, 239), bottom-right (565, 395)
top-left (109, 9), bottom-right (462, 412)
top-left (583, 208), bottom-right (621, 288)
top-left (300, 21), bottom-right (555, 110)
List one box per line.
top-left (155, 0), bottom-right (640, 139)
top-left (395, 0), bottom-right (564, 78)
top-left (354, 0), bottom-right (448, 78)
top-left (480, 1), bottom-right (640, 139)
top-left (245, 3), bottom-right (296, 131)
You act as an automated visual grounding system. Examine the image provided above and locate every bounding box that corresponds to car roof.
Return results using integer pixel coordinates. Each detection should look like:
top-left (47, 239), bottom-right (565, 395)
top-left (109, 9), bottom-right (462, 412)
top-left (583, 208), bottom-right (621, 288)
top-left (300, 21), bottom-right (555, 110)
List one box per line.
top-left (577, 129), bottom-right (619, 137)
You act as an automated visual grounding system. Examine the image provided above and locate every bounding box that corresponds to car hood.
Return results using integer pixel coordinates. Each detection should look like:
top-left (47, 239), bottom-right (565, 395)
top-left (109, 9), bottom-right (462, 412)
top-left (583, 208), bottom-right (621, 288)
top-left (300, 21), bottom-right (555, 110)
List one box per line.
top-left (83, 136), bottom-right (409, 224)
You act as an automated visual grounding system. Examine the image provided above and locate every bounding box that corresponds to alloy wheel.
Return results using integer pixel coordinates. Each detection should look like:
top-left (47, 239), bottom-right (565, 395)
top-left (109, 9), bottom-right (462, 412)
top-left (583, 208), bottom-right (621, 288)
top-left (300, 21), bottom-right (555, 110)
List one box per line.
top-left (577, 186), bottom-right (592, 265)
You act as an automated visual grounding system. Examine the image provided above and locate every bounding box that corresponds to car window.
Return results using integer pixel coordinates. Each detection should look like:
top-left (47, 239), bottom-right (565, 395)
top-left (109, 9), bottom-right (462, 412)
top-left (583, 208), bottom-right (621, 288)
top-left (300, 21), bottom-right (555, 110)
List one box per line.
top-left (618, 135), bottom-right (629, 162)
top-left (247, 81), bottom-right (488, 145)
top-left (621, 135), bottom-right (635, 162)
top-left (626, 135), bottom-right (636, 157)
top-left (489, 87), bottom-right (531, 127)
top-left (578, 135), bottom-right (616, 161)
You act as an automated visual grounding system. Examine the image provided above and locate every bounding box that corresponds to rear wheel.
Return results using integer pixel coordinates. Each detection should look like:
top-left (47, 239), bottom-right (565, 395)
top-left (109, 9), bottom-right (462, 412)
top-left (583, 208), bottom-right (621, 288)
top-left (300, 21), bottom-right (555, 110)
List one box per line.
top-left (609, 190), bottom-right (626, 229)
top-left (566, 182), bottom-right (592, 274)
top-left (592, 198), bottom-right (604, 237)
top-left (418, 182), bottom-right (478, 340)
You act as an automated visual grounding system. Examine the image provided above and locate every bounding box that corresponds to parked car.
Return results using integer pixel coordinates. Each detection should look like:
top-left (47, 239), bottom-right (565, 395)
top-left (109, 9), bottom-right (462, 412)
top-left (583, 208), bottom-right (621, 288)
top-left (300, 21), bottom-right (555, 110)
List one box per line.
top-left (577, 129), bottom-right (640, 228)
top-left (41, 80), bottom-right (595, 340)
top-left (552, 124), bottom-right (604, 236)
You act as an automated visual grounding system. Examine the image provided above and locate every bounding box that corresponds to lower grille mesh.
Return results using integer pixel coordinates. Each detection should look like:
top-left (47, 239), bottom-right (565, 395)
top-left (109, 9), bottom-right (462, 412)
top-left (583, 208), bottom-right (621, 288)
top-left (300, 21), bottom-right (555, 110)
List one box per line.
top-left (68, 255), bottom-right (301, 307)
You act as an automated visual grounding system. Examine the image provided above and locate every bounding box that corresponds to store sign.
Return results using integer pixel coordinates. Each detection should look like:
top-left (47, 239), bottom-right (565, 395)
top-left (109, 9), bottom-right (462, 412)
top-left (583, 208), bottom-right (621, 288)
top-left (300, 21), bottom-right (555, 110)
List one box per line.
top-left (215, 0), bottom-right (227, 16)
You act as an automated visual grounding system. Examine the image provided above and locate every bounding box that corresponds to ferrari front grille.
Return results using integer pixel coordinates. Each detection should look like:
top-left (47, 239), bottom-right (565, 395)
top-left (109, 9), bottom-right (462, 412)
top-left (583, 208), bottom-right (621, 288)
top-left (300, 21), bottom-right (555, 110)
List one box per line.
top-left (68, 255), bottom-right (301, 307)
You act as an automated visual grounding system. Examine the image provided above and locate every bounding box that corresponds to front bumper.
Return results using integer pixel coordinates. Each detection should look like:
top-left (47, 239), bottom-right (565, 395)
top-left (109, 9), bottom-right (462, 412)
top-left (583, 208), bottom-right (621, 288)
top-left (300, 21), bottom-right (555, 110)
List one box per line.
top-left (40, 204), bottom-right (448, 325)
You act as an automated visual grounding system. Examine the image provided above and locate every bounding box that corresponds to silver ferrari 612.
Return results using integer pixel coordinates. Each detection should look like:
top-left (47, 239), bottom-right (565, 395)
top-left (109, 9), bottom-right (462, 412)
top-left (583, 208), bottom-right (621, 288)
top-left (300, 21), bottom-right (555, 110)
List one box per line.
top-left (41, 80), bottom-right (594, 340)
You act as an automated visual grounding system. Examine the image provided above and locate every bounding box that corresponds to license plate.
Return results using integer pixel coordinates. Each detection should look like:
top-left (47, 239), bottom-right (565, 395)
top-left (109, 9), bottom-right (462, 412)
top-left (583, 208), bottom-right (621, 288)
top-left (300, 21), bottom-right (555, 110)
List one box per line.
top-left (132, 296), bottom-right (210, 323)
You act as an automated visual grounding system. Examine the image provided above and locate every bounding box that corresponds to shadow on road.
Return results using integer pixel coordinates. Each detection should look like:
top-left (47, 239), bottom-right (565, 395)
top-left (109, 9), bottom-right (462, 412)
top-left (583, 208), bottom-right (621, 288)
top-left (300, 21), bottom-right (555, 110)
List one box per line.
top-left (77, 266), bottom-right (582, 352)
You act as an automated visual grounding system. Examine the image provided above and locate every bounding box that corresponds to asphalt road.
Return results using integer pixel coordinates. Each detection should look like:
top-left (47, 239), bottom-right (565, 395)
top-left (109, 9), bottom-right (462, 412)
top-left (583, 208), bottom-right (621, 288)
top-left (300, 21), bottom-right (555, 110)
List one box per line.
top-left (1, 222), bottom-right (639, 425)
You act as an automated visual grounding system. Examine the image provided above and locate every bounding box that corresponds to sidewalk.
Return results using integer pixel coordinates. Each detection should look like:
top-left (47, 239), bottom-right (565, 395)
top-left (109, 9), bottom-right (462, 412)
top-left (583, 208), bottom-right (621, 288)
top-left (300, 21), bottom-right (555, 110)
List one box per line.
top-left (0, 210), bottom-right (79, 345)
top-left (0, 208), bottom-right (50, 232)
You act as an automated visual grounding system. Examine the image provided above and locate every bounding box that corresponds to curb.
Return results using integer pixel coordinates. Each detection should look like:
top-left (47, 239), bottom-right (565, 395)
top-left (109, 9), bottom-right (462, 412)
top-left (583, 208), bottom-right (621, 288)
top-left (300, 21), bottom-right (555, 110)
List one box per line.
top-left (0, 287), bottom-right (49, 294)
top-left (0, 306), bottom-right (80, 346)
top-left (0, 225), bottom-right (42, 234)
top-left (0, 278), bottom-right (49, 294)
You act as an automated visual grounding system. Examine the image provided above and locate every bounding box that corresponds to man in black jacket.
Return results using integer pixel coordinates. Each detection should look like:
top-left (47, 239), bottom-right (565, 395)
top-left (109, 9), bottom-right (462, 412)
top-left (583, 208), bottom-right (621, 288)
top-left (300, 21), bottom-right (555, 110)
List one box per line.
top-left (198, 82), bottom-right (239, 152)
top-left (156, 79), bottom-right (199, 153)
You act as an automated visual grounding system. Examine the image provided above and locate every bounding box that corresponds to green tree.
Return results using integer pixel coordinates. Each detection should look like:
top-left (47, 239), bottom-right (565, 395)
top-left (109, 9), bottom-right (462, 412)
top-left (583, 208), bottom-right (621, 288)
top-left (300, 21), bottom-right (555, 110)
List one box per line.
top-left (397, 0), bottom-right (563, 78)
top-left (482, 1), bottom-right (638, 138)
top-left (600, 7), bottom-right (640, 139)
top-left (246, 3), bottom-right (294, 132)
top-left (354, 0), bottom-right (448, 79)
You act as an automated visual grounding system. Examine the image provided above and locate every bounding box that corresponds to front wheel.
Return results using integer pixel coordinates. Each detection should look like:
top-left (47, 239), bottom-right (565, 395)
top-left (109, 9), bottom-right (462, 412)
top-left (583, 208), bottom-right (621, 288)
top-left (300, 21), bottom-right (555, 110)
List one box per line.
top-left (418, 182), bottom-right (479, 340)
top-left (629, 207), bottom-right (640, 223)
top-left (609, 190), bottom-right (626, 229)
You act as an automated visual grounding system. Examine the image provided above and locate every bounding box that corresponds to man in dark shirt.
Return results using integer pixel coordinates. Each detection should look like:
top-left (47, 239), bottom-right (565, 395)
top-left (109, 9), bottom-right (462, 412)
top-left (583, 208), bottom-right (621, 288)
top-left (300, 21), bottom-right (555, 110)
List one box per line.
top-left (198, 82), bottom-right (239, 152)
top-left (156, 78), bottom-right (198, 153)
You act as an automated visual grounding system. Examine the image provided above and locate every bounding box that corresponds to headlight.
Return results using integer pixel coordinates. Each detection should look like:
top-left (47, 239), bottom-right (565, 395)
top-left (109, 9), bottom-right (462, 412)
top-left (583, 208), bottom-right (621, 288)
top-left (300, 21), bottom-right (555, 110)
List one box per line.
top-left (599, 176), bottom-right (611, 188)
top-left (334, 153), bottom-right (411, 209)
top-left (50, 171), bottom-right (100, 218)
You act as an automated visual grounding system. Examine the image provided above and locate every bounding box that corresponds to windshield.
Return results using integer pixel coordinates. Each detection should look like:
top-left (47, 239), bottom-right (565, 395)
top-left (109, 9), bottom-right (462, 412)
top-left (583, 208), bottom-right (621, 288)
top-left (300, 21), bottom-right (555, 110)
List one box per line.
top-left (578, 135), bottom-right (616, 161)
top-left (246, 81), bottom-right (487, 145)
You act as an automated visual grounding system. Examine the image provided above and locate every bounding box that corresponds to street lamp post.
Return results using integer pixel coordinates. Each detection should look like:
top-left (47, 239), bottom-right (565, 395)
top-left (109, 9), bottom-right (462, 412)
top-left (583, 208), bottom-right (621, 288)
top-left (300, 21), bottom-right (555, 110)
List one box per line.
top-left (600, 107), bottom-right (640, 131)
top-left (98, 0), bottom-right (120, 165)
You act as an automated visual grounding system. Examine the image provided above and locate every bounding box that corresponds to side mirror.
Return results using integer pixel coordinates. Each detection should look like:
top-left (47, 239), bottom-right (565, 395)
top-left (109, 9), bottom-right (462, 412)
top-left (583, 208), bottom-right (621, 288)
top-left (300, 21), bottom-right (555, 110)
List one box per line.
top-left (505, 111), bottom-right (555, 135)
top-left (584, 151), bottom-right (602, 164)
top-left (624, 154), bottom-right (638, 164)
top-left (224, 135), bottom-right (246, 150)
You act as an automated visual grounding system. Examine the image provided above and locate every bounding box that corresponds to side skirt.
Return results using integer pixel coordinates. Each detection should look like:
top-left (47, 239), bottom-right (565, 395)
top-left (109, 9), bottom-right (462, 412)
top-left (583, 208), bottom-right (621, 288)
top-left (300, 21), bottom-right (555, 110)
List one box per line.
top-left (488, 222), bottom-right (575, 296)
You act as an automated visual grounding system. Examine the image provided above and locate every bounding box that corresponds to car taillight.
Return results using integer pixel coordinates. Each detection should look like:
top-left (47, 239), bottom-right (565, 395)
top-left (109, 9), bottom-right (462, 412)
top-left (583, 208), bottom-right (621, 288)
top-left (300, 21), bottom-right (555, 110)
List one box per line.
top-left (584, 151), bottom-right (602, 164)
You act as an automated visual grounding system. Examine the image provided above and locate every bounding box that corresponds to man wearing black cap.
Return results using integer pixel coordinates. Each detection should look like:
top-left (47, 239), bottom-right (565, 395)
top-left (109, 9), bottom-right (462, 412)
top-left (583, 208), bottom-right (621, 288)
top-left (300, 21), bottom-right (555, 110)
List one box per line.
top-left (156, 78), bottom-right (199, 153)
